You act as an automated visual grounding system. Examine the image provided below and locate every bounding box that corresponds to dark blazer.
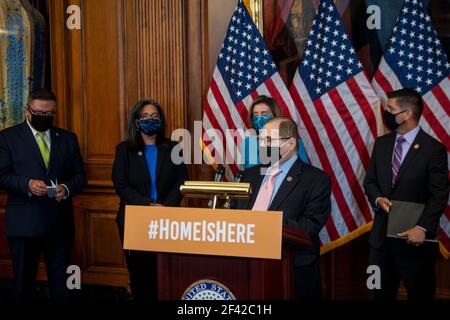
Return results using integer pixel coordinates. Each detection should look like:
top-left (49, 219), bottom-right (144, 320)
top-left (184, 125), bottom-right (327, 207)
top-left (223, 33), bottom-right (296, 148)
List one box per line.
top-left (236, 158), bottom-right (331, 266)
top-left (364, 129), bottom-right (449, 248)
top-left (0, 121), bottom-right (86, 237)
top-left (112, 139), bottom-right (188, 228)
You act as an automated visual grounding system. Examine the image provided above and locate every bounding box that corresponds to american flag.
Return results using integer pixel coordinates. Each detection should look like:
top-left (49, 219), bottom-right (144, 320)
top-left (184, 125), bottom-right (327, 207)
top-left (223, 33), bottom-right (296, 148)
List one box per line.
top-left (290, 0), bottom-right (383, 252)
top-left (371, 0), bottom-right (450, 257)
top-left (201, 0), bottom-right (303, 181)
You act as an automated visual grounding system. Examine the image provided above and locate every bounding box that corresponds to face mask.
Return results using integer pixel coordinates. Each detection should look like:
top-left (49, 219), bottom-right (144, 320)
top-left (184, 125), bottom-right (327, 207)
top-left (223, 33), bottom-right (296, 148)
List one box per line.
top-left (252, 115), bottom-right (273, 131)
top-left (259, 140), bottom-right (289, 166)
top-left (137, 118), bottom-right (162, 136)
top-left (383, 109), bottom-right (407, 131)
top-left (30, 114), bottom-right (54, 132)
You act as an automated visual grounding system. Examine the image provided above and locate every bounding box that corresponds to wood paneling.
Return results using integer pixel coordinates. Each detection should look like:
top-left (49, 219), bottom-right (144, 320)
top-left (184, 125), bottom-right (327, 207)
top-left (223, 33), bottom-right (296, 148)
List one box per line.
top-left (125, 0), bottom-right (186, 135)
top-left (0, 0), bottom-right (193, 288)
top-left (83, 0), bottom-right (124, 161)
top-left (1, 0), bottom-right (448, 300)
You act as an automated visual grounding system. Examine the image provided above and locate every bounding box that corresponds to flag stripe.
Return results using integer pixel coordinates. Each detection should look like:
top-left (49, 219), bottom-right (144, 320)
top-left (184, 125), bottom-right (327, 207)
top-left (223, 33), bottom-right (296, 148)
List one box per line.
top-left (270, 73), bottom-right (303, 124)
top-left (445, 205), bottom-right (450, 221)
top-left (203, 101), bottom-right (239, 174)
top-left (431, 84), bottom-right (450, 119)
top-left (265, 77), bottom-right (296, 122)
top-left (440, 214), bottom-right (450, 240)
top-left (292, 75), bottom-right (372, 235)
top-left (422, 101), bottom-right (449, 148)
top-left (328, 87), bottom-right (371, 168)
top-left (292, 78), bottom-right (366, 232)
top-left (313, 97), bottom-right (373, 223)
top-left (373, 69), bottom-right (394, 94)
top-left (210, 79), bottom-right (240, 130)
top-left (346, 75), bottom-right (379, 139)
top-left (291, 81), bottom-right (360, 232)
top-left (439, 228), bottom-right (450, 254)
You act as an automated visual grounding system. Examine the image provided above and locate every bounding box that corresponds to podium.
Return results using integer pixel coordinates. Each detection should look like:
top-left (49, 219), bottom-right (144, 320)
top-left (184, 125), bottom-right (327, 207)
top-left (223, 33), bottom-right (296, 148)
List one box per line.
top-left (156, 224), bottom-right (311, 300)
top-left (123, 205), bottom-right (311, 300)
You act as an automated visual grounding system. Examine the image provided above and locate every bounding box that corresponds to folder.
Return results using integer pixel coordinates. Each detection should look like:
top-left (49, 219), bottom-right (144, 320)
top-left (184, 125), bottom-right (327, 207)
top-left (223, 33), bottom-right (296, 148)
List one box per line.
top-left (387, 200), bottom-right (438, 243)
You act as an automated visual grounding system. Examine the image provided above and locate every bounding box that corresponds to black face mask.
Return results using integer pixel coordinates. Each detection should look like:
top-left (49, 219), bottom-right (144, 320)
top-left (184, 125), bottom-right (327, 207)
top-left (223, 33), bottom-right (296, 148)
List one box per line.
top-left (30, 114), bottom-right (54, 132)
top-left (383, 109), bottom-right (406, 131)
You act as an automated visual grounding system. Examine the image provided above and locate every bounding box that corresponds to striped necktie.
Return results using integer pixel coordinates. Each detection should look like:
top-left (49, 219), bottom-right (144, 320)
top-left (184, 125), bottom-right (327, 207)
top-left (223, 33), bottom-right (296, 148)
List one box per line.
top-left (391, 135), bottom-right (405, 185)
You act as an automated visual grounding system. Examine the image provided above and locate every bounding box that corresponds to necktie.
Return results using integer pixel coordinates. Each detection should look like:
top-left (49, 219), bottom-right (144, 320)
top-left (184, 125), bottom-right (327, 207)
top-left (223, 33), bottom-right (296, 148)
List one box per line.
top-left (252, 166), bottom-right (282, 211)
top-left (391, 135), bottom-right (405, 185)
top-left (36, 132), bottom-right (50, 168)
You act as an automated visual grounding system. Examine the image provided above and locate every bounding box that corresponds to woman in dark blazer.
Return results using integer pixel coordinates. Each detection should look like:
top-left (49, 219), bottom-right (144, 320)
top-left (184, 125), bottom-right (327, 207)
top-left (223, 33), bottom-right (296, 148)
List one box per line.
top-left (112, 99), bottom-right (188, 301)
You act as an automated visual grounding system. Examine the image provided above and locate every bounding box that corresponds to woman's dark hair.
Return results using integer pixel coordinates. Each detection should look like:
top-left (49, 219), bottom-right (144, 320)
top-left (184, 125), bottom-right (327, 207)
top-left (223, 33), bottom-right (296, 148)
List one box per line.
top-left (126, 99), bottom-right (166, 150)
top-left (248, 95), bottom-right (283, 129)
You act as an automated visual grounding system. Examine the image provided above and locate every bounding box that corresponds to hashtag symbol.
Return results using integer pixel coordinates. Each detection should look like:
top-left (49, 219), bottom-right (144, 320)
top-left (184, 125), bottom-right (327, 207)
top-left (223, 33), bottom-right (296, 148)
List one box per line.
top-left (148, 220), bottom-right (159, 239)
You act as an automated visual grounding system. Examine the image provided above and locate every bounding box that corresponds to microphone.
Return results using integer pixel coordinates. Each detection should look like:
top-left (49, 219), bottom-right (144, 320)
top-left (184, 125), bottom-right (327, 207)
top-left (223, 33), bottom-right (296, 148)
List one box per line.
top-left (233, 170), bottom-right (244, 183)
top-left (208, 165), bottom-right (225, 209)
top-left (214, 165), bottom-right (225, 182)
top-left (223, 170), bottom-right (244, 209)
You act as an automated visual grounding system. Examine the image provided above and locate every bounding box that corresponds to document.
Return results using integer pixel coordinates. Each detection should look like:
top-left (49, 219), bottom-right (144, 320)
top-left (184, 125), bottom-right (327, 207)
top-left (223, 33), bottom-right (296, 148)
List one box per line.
top-left (387, 200), bottom-right (438, 242)
top-left (46, 179), bottom-right (58, 198)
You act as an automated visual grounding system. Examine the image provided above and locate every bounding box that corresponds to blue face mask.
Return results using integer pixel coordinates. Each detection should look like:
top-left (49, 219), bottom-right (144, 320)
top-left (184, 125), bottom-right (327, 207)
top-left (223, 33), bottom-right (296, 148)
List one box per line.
top-left (137, 118), bottom-right (162, 136)
top-left (252, 115), bottom-right (273, 131)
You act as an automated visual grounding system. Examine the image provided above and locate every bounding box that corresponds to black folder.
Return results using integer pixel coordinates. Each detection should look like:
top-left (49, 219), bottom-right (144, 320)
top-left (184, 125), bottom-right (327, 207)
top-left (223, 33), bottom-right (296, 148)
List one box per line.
top-left (387, 200), bottom-right (438, 242)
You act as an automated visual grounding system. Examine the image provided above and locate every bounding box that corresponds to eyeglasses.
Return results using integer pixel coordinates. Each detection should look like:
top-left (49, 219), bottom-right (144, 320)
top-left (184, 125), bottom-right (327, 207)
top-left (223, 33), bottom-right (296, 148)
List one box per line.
top-left (138, 112), bottom-right (160, 121)
top-left (258, 136), bottom-right (291, 145)
top-left (27, 105), bottom-right (55, 117)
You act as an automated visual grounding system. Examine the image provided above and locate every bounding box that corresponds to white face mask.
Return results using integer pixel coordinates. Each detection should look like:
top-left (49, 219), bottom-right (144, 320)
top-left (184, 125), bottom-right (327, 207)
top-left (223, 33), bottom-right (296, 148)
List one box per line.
top-left (259, 139), bottom-right (291, 166)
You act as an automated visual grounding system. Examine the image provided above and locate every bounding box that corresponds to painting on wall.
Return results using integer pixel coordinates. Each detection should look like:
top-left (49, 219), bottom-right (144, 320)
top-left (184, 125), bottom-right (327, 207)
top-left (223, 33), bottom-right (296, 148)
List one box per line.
top-left (0, 0), bottom-right (46, 130)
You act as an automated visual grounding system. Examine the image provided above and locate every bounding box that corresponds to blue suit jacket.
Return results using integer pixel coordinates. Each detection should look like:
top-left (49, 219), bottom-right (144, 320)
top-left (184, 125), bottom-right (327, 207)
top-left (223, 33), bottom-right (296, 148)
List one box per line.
top-left (0, 121), bottom-right (86, 237)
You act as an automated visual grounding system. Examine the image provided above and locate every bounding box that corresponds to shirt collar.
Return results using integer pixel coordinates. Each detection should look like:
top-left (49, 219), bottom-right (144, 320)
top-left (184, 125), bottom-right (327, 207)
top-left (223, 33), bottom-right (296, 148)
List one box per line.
top-left (397, 125), bottom-right (420, 145)
top-left (269, 154), bottom-right (298, 174)
top-left (26, 119), bottom-right (51, 139)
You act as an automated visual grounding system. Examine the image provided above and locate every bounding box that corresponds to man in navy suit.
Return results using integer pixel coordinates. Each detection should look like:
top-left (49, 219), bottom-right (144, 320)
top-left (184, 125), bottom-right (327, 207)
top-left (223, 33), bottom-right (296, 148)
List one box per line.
top-left (364, 88), bottom-right (448, 300)
top-left (236, 117), bottom-right (331, 299)
top-left (0, 88), bottom-right (86, 301)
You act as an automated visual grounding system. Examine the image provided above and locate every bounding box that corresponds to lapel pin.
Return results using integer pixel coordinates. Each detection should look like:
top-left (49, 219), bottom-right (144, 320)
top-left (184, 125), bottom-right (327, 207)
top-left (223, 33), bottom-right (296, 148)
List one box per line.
top-left (414, 144), bottom-right (420, 150)
top-left (286, 176), bottom-right (293, 182)
top-left (55, 132), bottom-right (59, 137)
top-left (138, 151), bottom-right (143, 156)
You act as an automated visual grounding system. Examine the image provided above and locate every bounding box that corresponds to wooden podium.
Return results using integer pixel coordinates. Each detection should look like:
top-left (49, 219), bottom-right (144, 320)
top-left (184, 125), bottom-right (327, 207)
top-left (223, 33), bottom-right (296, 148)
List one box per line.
top-left (156, 224), bottom-right (311, 300)
top-left (124, 179), bottom-right (312, 300)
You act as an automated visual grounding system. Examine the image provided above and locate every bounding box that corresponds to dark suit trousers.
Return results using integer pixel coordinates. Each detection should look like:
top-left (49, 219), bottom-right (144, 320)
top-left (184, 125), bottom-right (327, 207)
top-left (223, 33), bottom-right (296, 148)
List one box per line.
top-left (294, 258), bottom-right (322, 300)
top-left (118, 226), bottom-right (158, 301)
top-left (369, 238), bottom-right (439, 300)
top-left (8, 231), bottom-right (72, 301)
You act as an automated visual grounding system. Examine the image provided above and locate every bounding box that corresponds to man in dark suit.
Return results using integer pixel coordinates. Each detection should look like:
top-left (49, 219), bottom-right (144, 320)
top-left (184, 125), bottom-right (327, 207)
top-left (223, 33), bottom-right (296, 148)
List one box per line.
top-left (0, 88), bottom-right (86, 301)
top-left (235, 117), bottom-right (331, 299)
top-left (364, 88), bottom-right (448, 300)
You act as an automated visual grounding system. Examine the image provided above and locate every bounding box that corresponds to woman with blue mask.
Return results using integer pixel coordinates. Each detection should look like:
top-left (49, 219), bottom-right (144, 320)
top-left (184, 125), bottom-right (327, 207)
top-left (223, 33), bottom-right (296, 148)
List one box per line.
top-left (240, 95), bottom-right (309, 170)
top-left (112, 99), bottom-right (188, 301)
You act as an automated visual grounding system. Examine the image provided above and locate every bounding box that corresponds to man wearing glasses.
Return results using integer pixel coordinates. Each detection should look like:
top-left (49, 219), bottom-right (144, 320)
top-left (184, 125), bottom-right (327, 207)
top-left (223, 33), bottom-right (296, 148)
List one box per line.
top-left (0, 88), bottom-right (86, 301)
top-left (235, 117), bottom-right (331, 299)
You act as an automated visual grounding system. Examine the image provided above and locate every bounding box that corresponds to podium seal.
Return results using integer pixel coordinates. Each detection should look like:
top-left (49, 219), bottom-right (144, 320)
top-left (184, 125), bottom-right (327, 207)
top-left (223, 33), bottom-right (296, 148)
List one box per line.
top-left (181, 279), bottom-right (236, 300)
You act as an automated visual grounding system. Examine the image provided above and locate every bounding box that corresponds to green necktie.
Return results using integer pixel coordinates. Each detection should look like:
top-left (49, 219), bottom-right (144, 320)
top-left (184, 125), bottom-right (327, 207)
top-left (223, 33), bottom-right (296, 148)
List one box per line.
top-left (36, 132), bottom-right (50, 168)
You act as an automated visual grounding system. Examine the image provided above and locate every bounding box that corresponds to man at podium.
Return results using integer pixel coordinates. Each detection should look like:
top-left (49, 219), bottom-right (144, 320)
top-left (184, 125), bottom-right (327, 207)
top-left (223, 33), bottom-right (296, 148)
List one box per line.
top-left (235, 117), bottom-right (331, 300)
